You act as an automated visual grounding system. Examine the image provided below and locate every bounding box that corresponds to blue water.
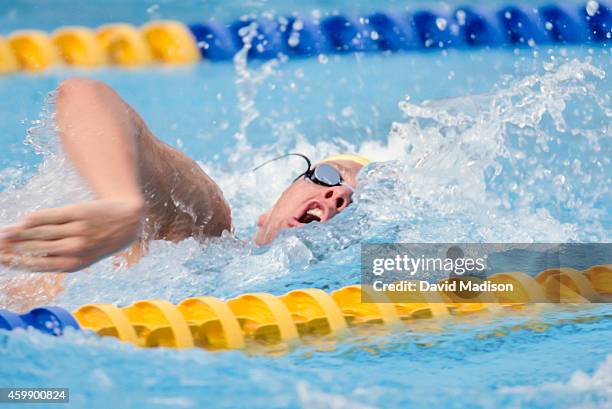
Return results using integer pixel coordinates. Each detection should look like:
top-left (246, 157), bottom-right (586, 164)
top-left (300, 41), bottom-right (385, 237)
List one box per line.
top-left (1, 1), bottom-right (611, 408)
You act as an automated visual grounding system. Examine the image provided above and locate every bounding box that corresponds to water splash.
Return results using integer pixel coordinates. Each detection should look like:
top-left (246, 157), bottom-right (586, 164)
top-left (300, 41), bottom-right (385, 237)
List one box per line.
top-left (281, 59), bottom-right (609, 257)
top-left (0, 92), bottom-right (93, 311)
top-left (230, 22), bottom-right (280, 164)
top-left (0, 58), bottom-right (609, 312)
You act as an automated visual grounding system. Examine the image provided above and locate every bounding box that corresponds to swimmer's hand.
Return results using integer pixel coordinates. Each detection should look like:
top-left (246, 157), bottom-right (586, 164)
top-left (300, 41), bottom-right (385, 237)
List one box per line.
top-left (0, 199), bottom-right (144, 272)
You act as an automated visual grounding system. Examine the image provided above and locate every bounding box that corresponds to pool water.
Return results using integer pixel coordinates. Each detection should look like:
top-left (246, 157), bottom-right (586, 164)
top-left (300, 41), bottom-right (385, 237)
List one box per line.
top-left (0, 1), bottom-right (611, 408)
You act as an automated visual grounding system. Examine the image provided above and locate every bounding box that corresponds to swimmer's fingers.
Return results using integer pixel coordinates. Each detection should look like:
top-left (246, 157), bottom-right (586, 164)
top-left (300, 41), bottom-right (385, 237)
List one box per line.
top-left (0, 207), bottom-right (82, 243)
top-left (20, 206), bottom-right (80, 228)
top-left (1, 222), bottom-right (85, 242)
top-left (0, 253), bottom-right (83, 272)
top-left (8, 238), bottom-right (88, 257)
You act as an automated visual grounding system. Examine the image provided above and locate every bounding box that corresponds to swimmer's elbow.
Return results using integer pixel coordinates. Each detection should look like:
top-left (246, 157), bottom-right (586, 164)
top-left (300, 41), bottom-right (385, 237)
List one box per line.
top-left (56, 77), bottom-right (139, 141)
top-left (57, 78), bottom-right (112, 106)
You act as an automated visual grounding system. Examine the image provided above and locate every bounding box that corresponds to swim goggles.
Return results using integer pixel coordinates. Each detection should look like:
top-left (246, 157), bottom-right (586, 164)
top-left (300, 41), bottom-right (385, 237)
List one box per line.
top-left (253, 153), bottom-right (353, 191)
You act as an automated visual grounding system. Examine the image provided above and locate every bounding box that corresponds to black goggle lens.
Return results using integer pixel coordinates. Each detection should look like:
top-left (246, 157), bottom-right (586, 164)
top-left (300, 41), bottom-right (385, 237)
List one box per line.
top-left (310, 163), bottom-right (342, 186)
top-left (253, 152), bottom-right (343, 187)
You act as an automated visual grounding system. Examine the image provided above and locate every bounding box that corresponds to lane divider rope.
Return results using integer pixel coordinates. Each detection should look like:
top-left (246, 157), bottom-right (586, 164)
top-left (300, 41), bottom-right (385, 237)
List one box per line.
top-left (0, 2), bottom-right (609, 73)
top-left (0, 264), bottom-right (610, 351)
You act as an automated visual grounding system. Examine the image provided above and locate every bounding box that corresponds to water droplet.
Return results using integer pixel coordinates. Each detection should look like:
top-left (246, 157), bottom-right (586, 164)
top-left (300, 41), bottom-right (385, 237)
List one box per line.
top-left (288, 32), bottom-right (300, 47)
top-left (370, 31), bottom-right (379, 41)
top-left (545, 21), bottom-right (553, 30)
top-left (146, 4), bottom-right (159, 15)
top-left (553, 175), bottom-right (566, 186)
top-left (456, 10), bottom-right (466, 26)
top-left (586, 1), bottom-right (599, 17)
top-left (317, 54), bottom-right (328, 64)
top-left (341, 106), bottom-right (354, 117)
top-left (435, 17), bottom-right (447, 31)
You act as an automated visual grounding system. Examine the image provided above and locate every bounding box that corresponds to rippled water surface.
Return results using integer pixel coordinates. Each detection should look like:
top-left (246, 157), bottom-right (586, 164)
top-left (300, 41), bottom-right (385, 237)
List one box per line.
top-left (0, 1), bottom-right (611, 407)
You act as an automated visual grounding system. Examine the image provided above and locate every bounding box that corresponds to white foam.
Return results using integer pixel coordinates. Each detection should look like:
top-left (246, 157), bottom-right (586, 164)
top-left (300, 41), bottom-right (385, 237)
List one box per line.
top-left (499, 354), bottom-right (612, 408)
top-left (297, 382), bottom-right (378, 409)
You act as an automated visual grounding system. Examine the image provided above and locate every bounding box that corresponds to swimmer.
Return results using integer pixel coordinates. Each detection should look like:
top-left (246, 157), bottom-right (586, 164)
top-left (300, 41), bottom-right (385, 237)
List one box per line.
top-left (0, 78), bottom-right (370, 273)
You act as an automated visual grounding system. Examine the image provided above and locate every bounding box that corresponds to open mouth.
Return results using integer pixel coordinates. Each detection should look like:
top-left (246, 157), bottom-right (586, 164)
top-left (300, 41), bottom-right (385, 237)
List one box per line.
top-left (297, 202), bottom-right (324, 224)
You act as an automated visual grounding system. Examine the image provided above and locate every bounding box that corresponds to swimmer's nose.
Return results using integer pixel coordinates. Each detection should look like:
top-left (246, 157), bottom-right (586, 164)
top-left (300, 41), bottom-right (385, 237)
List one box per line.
top-left (322, 186), bottom-right (352, 216)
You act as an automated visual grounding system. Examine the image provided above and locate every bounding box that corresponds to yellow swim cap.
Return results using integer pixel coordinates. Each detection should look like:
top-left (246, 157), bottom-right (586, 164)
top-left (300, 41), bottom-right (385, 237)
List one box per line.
top-left (320, 154), bottom-right (372, 166)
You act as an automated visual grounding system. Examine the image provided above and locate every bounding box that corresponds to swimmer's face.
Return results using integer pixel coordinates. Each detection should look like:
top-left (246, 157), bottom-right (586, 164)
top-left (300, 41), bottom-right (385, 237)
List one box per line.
top-left (254, 160), bottom-right (363, 246)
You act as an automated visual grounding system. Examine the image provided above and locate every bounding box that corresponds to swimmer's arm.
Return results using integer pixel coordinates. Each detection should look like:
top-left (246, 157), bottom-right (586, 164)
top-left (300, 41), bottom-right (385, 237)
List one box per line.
top-left (0, 78), bottom-right (145, 271)
top-left (0, 78), bottom-right (231, 272)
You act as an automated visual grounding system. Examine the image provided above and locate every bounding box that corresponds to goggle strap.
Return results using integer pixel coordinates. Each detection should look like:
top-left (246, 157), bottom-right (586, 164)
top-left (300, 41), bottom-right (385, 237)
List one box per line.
top-left (253, 152), bottom-right (352, 191)
top-left (252, 152), bottom-right (312, 172)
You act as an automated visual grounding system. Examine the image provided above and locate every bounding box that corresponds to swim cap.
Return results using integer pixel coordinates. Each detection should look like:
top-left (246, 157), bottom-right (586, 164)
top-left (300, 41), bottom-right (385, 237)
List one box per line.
top-left (320, 154), bottom-right (372, 166)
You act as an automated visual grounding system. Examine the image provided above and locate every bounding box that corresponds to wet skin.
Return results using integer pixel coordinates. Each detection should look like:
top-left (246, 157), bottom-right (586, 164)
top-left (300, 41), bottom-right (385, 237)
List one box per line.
top-left (0, 78), bottom-right (364, 273)
top-left (254, 159), bottom-right (363, 246)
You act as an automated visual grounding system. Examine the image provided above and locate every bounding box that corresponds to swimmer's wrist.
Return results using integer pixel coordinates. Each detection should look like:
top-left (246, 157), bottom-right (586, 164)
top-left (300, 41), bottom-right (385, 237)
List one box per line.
top-left (119, 197), bottom-right (145, 219)
top-left (99, 196), bottom-right (145, 221)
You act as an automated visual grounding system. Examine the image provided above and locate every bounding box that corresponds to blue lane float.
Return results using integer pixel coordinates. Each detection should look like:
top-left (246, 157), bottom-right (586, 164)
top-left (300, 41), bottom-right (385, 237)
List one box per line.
top-left (457, 7), bottom-right (505, 46)
top-left (0, 307), bottom-right (79, 336)
top-left (0, 1), bottom-right (609, 73)
top-left (367, 12), bottom-right (420, 51)
top-left (188, 22), bottom-right (239, 61)
top-left (0, 310), bottom-right (27, 330)
top-left (284, 16), bottom-right (330, 56)
top-left (188, 1), bottom-right (611, 61)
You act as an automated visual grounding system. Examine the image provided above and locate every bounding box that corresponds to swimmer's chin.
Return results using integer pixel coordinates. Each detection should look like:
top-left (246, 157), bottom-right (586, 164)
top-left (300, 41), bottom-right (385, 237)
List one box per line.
top-left (253, 219), bottom-right (301, 246)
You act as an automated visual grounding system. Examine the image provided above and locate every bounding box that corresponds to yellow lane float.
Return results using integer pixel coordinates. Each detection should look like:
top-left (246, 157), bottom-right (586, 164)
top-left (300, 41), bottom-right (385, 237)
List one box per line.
top-left (227, 293), bottom-right (299, 345)
top-left (73, 304), bottom-right (139, 344)
top-left (52, 27), bottom-right (107, 66)
top-left (178, 296), bottom-right (245, 349)
top-left (488, 272), bottom-right (547, 304)
top-left (122, 300), bottom-right (194, 348)
top-left (97, 23), bottom-right (153, 66)
top-left (141, 21), bottom-right (199, 64)
top-left (0, 36), bottom-right (19, 73)
top-left (331, 285), bottom-right (401, 327)
top-left (280, 288), bottom-right (348, 336)
top-left (386, 280), bottom-right (450, 320)
top-left (8, 30), bottom-right (59, 71)
top-left (584, 265), bottom-right (612, 295)
top-left (9, 264), bottom-right (604, 353)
